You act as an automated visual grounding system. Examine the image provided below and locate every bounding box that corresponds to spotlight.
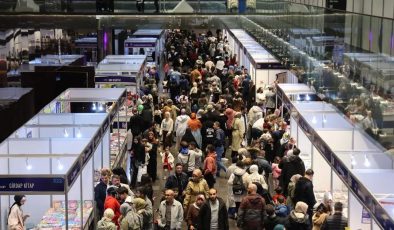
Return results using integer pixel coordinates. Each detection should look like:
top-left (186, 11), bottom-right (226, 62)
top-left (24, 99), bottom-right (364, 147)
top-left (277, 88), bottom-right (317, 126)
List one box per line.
top-left (98, 103), bottom-right (104, 111)
top-left (76, 128), bottom-right (82, 138)
top-left (305, 94), bottom-right (311, 101)
top-left (312, 116), bottom-right (317, 124)
top-left (57, 159), bottom-right (64, 170)
top-left (364, 154), bottom-right (371, 167)
top-left (92, 103), bottom-right (96, 111)
top-left (26, 158), bottom-right (32, 170)
top-left (351, 154), bottom-right (356, 166)
top-left (323, 114), bottom-right (327, 123)
top-left (63, 129), bottom-right (69, 138)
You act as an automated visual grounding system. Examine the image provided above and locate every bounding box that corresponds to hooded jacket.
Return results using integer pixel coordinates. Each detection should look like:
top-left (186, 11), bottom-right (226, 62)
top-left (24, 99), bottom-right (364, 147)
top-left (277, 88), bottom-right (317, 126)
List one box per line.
top-left (175, 114), bottom-right (190, 137)
top-left (104, 196), bottom-right (120, 227)
top-left (97, 218), bottom-right (116, 230)
top-left (279, 155), bottom-right (305, 195)
top-left (248, 165), bottom-right (268, 189)
top-left (248, 105), bottom-right (264, 126)
top-left (203, 152), bottom-right (217, 175)
top-left (293, 176), bottom-right (316, 212)
top-left (285, 210), bottom-right (310, 230)
top-left (237, 193), bottom-right (266, 229)
top-left (183, 179), bottom-right (210, 208)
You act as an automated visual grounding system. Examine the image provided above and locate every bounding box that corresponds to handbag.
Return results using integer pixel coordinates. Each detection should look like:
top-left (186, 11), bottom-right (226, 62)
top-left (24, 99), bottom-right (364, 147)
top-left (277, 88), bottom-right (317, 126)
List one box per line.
top-left (137, 165), bottom-right (148, 183)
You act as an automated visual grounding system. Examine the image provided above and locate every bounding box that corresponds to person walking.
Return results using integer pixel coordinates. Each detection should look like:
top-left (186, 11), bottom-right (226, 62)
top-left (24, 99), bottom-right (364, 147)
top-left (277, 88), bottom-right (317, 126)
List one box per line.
top-left (231, 112), bottom-right (245, 158)
top-left (264, 204), bottom-right (287, 230)
top-left (157, 189), bottom-right (184, 230)
top-left (279, 147), bottom-right (305, 196)
top-left (186, 194), bottom-right (205, 230)
top-left (227, 160), bottom-right (249, 219)
top-left (203, 144), bottom-right (217, 188)
top-left (213, 121), bottom-right (227, 177)
top-left (197, 188), bottom-right (229, 230)
top-left (119, 203), bottom-right (143, 230)
top-left (174, 109), bottom-right (190, 150)
top-left (183, 169), bottom-right (210, 211)
top-left (293, 169), bottom-right (316, 224)
top-left (160, 112), bottom-right (174, 149)
top-left (95, 168), bottom-right (111, 219)
top-left (165, 163), bottom-right (189, 202)
top-left (237, 183), bottom-right (266, 230)
top-left (285, 201), bottom-right (310, 230)
top-left (321, 202), bottom-right (348, 230)
top-left (160, 146), bottom-right (175, 180)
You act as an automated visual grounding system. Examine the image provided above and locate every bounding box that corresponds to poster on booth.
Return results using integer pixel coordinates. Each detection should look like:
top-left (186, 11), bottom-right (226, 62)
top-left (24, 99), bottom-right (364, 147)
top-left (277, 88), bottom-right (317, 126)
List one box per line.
top-left (361, 207), bottom-right (371, 224)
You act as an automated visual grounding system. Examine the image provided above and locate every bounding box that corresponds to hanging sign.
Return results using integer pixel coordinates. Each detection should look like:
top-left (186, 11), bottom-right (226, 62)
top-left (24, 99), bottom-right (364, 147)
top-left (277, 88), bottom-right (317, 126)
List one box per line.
top-left (0, 177), bottom-right (65, 193)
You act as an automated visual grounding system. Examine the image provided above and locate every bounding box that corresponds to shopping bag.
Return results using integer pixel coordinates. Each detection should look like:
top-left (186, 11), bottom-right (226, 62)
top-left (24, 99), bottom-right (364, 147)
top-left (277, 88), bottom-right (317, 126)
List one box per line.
top-left (137, 165), bottom-right (148, 183)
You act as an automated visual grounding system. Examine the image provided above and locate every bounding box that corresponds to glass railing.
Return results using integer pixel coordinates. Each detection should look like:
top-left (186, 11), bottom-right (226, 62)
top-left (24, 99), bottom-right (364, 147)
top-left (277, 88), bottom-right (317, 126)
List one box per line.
top-left (0, 0), bottom-right (295, 14)
top-left (226, 11), bottom-right (394, 151)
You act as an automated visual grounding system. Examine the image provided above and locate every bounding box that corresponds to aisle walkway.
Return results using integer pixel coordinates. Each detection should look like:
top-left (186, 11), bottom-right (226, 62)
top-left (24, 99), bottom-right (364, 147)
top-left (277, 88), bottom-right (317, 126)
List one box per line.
top-left (151, 146), bottom-right (238, 229)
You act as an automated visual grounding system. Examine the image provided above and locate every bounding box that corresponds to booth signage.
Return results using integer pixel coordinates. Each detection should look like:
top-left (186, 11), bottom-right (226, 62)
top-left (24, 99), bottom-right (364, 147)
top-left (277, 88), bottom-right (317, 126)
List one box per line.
top-left (332, 154), bottom-right (348, 184)
top-left (124, 42), bottom-right (155, 48)
top-left (313, 135), bottom-right (331, 162)
top-left (0, 177), bottom-right (65, 193)
top-left (95, 76), bottom-right (136, 83)
top-left (298, 116), bottom-right (312, 138)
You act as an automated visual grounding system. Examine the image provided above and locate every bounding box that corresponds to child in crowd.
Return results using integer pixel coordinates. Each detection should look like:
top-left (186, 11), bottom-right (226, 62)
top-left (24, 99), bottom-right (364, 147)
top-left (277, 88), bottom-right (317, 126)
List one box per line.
top-left (272, 156), bottom-right (282, 189)
top-left (272, 186), bottom-right (286, 204)
top-left (160, 146), bottom-right (174, 180)
top-left (275, 196), bottom-right (290, 217)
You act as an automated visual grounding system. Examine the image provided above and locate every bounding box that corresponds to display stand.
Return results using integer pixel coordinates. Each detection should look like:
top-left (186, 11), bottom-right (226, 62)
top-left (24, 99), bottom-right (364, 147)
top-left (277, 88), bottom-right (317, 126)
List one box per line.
top-left (279, 83), bottom-right (394, 230)
top-left (95, 55), bottom-right (146, 95)
top-left (226, 29), bottom-right (287, 91)
top-left (0, 96), bottom-right (123, 229)
top-left (131, 30), bottom-right (166, 67)
top-left (124, 37), bottom-right (159, 65)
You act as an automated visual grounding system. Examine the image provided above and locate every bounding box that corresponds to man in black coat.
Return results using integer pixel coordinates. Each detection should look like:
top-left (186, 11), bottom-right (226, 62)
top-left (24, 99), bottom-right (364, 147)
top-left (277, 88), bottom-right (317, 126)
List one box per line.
top-left (165, 163), bottom-right (189, 202)
top-left (321, 202), bottom-right (348, 230)
top-left (94, 169), bottom-right (110, 219)
top-left (279, 148), bottom-right (305, 196)
top-left (198, 188), bottom-right (229, 230)
top-left (293, 169), bottom-right (316, 224)
top-left (128, 108), bottom-right (144, 138)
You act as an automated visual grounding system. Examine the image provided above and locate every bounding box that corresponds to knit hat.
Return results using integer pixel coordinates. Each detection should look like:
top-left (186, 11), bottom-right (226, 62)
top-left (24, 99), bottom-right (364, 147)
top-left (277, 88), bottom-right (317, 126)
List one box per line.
top-left (273, 224), bottom-right (285, 230)
top-left (133, 198), bottom-right (146, 211)
top-left (295, 201), bottom-right (308, 214)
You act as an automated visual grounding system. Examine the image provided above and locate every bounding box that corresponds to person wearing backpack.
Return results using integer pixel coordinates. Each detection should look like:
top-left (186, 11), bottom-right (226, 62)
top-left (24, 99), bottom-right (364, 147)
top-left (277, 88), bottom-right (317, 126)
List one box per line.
top-left (227, 160), bottom-right (249, 219)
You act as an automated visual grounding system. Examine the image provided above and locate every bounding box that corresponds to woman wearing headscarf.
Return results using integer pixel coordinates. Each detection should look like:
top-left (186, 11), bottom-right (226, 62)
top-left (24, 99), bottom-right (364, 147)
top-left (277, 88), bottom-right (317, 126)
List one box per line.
top-left (186, 194), bottom-right (205, 230)
top-left (231, 112), bottom-right (245, 159)
top-left (8, 195), bottom-right (29, 230)
top-left (247, 164), bottom-right (268, 190)
top-left (187, 113), bottom-right (202, 148)
top-left (160, 111), bottom-right (174, 149)
top-left (312, 192), bottom-right (333, 230)
top-left (120, 203), bottom-right (143, 230)
top-left (286, 174), bottom-right (302, 209)
top-left (285, 201), bottom-right (310, 230)
top-left (225, 107), bottom-right (235, 150)
top-left (97, 208), bottom-right (117, 230)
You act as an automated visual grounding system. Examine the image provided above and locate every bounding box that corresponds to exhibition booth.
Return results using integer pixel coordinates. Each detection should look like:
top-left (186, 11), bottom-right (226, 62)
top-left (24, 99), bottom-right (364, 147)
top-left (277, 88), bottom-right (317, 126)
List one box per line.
top-left (225, 29), bottom-right (290, 91)
top-left (279, 83), bottom-right (394, 229)
top-left (95, 55), bottom-right (147, 94)
top-left (0, 89), bottom-right (124, 229)
top-left (124, 37), bottom-right (159, 65)
top-left (131, 29), bottom-right (166, 66)
top-left (40, 88), bottom-right (129, 170)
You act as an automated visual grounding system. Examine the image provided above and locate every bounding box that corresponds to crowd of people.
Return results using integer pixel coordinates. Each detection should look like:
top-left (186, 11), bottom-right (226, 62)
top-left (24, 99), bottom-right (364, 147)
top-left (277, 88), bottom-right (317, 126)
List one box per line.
top-left (91, 29), bottom-right (349, 230)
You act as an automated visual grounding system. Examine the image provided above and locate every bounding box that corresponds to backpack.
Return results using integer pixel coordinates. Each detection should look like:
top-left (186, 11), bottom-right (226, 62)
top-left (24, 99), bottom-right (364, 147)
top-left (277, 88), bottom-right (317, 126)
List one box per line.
top-left (232, 174), bottom-right (246, 195)
top-left (169, 74), bottom-right (178, 87)
top-left (180, 154), bottom-right (190, 173)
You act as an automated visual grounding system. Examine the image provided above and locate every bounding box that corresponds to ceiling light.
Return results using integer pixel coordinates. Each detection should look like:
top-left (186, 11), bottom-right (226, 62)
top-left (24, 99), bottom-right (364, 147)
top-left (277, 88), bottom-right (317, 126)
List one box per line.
top-left (351, 154), bottom-right (356, 166)
top-left (312, 116), bottom-right (317, 124)
top-left (63, 128), bottom-right (69, 138)
top-left (364, 154), bottom-right (371, 167)
top-left (76, 128), bottom-right (82, 138)
top-left (26, 158), bottom-right (32, 170)
top-left (57, 159), bottom-right (64, 170)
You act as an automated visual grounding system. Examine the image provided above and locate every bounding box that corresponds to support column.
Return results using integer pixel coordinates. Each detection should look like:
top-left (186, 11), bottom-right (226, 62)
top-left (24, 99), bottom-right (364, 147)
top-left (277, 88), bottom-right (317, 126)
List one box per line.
top-left (97, 28), bottom-right (113, 62)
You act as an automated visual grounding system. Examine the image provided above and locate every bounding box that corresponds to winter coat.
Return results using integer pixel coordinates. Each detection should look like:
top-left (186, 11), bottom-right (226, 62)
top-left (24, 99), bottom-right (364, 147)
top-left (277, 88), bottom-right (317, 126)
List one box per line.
top-left (248, 164), bottom-right (268, 189)
top-left (120, 207), bottom-right (143, 230)
top-left (97, 218), bottom-right (117, 230)
top-left (157, 200), bottom-right (184, 229)
top-left (237, 193), bottom-right (266, 229)
top-left (286, 181), bottom-right (297, 208)
top-left (231, 117), bottom-right (245, 152)
top-left (279, 155), bottom-right (305, 195)
top-left (94, 180), bottom-right (108, 218)
top-left (197, 198), bottom-right (229, 230)
top-left (293, 177), bottom-right (316, 212)
top-left (183, 179), bottom-right (210, 208)
top-left (104, 196), bottom-right (121, 227)
top-left (160, 118), bottom-right (174, 134)
top-left (203, 152), bottom-right (217, 175)
top-left (228, 167), bottom-right (250, 206)
top-left (165, 172), bottom-right (189, 195)
top-left (255, 156), bottom-right (272, 176)
top-left (285, 210), bottom-right (310, 230)
top-left (264, 214), bottom-right (287, 230)
top-left (265, 91), bottom-right (276, 109)
top-left (175, 115), bottom-right (190, 137)
top-left (275, 204), bottom-right (290, 217)
top-left (128, 114), bottom-right (145, 137)
top-left (312, 212), bottom-right (329, 230)
top-left (321, 213), bottom-right (348, 230)
top-left (7, 205), bottom-right (25, 230)
top-left (186, 203), bottom-right (201, 227)
top-left (160, 151), bottom-right (175, 169)
top-left (248, 105), bottom-right (264, 126)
